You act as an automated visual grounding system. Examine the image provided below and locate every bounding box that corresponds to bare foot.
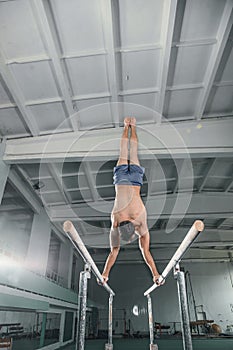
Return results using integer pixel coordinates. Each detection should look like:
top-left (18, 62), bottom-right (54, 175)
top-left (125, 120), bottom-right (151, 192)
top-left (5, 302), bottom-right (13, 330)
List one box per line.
top-left (130, 117), bottom-right (136, 127)
top-left (124, 117), bottom-right (131, 128)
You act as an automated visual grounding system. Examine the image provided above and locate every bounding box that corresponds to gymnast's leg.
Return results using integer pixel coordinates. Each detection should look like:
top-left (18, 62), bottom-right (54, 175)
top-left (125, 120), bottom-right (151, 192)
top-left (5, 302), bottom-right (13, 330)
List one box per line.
top-left (116, 117), bottom-right (130, 166)
top-left (129, 117), bottom-right (140, 166)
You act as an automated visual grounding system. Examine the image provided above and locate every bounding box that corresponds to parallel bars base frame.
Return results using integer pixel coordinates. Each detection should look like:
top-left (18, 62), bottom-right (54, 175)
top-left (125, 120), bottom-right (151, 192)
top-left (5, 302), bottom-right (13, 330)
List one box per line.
top-left (63, 221), bottom-right (114, 350)
top-left (150, 344), bottom-right (158, 350)
top-left (144, 220), bottom-right (204, 350)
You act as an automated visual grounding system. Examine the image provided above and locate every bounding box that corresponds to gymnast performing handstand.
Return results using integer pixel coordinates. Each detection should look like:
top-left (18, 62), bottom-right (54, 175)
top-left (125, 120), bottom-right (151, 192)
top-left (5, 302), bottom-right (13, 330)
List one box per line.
top-left (101, 117), bottom-right (163, 285)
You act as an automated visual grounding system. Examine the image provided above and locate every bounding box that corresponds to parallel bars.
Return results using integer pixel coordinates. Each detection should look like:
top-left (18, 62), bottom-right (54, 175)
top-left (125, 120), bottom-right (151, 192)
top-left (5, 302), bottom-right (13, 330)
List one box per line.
top-left (63, 220), bottom-right (115, 350)
top-left (144, 220), bottom-right (204, 350)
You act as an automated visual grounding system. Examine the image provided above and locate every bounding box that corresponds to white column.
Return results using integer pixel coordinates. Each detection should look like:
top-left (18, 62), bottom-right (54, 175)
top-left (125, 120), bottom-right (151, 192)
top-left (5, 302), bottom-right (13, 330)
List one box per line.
top-left (0, 142), bottom-right (10, 204)
top-left (59, 310), bottom-right (66, 345)
top-left (58, 243), bottom-right (73, 288)
top-left (67, 248), bottom-right (73, 289)
top-left (228, 254), bottom-right (233, 288)
top-left (25, 208), bottom-right (51, 276)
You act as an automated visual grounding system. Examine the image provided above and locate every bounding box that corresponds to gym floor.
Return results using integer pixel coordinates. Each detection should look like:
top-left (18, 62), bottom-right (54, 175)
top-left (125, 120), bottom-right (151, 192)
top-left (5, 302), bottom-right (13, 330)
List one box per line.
top-left (12, 338), bottom-right (58, 350)
top-left (10, 335), bottom-right (233, 350)
top-left (61, 337), bottom-right (233, 350)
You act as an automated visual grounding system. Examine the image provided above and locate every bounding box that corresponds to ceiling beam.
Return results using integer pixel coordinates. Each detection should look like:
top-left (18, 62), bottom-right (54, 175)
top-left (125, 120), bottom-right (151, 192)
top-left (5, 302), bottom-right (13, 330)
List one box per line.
top-left (93, 240), bottom-right (233, 251)
top-left (47, 164), bottom-right (72, 205)
top-left (225, 180), bottom-right (233, 192)
top-left (172, 159), bottom-right (194, 193)
top-left (5, 51), bottom-right (107, 65)
top-left (100, 0), bottom-right (120, 126)
top-left (194, 0), bottom-right (233, 120)
top-left (172, 38), bottom-right (217, 48)
top-left (65, 225), bottom-right (233, 251)
top-left (30, 0), bottom-right (78, 131)
top-left (0, 52), bottom-right (40, 136)
top-left (118, 43), bottom-right (162, 53)
top-left (224, 171), bottom-right (233, 192)
top-left (0, 204), bottom-right (27, 212)
top-left (73, 92), bottom-right (111, 101)
top-left (82, 162), bottom-right (100, 202)
top-left (2, 37), bottom-right (220, 64)
top-left (95, 257), bottom-right (231, 264)
top-left (4, 118), bottom-right (233, 163)
top-left (166, 83), bottom-right (203, 91)
top-left (203, 111), bottom-right (233, 119)
top-left (216, 218), bottom-right (227, 229)
top-left (0, 141), bottom-right (9, 203)
top-left (91, 243), bottom-right (231, 263)
top-left (146, 241), bottom-right (233, 249)
top-left (119, 87), bottom-right (159, 96)
top-left (8, 168), bottom-right (42, 214)
top-left (198, 158), bottom-right (216, 192)
top-left (216, 218), bottom-right (232, 230)
top-left (48, 192), bottom-right (233, 223)
top-left (156, 0), bottom-right (178, 123)
top-left (2, 92), bottom-right (111, 107)
top-left (0, 102), bottom-right (16, 109)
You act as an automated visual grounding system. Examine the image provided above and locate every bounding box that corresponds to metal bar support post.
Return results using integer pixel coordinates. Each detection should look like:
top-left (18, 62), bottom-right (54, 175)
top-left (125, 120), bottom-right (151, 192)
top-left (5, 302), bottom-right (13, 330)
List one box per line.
top-left (105, 293), bottom-right (114, 350)
top-left (174, 263), bottom-right (193, 350)
top-left (147, 294), bottom-right (158, 350)
top-left (76, 264), bottom-right (91, 350)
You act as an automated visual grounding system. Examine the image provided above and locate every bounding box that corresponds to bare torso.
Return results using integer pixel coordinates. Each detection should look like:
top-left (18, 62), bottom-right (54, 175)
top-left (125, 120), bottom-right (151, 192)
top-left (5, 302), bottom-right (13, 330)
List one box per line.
top-left (111, 185), bottom-right (147, 235)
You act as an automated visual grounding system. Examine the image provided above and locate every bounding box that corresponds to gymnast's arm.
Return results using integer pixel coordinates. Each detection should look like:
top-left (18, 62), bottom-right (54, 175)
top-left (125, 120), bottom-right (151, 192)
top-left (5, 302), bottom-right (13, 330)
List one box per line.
top-left (101, 227), bottom-right (120, 283)
top-left (138, 225), bottom-right (164, 285)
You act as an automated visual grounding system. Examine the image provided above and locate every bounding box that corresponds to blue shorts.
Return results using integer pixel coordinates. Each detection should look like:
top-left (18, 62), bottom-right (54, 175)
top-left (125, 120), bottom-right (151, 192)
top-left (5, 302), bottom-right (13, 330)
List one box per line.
top-left (113, 164), bottom-right (145, 187)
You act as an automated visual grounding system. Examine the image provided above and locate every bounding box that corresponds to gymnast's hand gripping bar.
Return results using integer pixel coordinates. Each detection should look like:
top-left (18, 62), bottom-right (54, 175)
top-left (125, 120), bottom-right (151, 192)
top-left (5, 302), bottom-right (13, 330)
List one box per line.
top-left (63, 220), bottom-right (115, 296)
top-left (144, 220), bottom-right (204, 296)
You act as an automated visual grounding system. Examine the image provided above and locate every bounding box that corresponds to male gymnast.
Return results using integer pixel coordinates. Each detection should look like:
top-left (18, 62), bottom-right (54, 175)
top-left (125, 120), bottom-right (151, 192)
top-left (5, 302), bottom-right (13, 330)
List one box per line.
top-left (101, 117), bottom-right (163, 285)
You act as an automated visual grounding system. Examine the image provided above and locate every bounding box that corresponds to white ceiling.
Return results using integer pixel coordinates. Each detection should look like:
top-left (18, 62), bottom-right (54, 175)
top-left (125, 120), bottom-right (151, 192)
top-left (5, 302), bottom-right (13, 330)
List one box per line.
top-left (1, 0), bottom-right (233, 264)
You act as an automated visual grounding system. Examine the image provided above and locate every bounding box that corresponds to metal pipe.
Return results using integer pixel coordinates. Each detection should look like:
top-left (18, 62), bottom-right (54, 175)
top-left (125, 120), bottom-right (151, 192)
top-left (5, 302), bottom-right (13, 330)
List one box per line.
top-left (63, 220), bottom-right (115, 296)
top-left (147, 294), bottom-right (154, 345)
top-left (105, 293), bottom-right (114, 350)
top-left (144, 220), bottom-right (204, 296)
top-left (75, 273), bottom-right (82, 350)
top-left (175, 264), bottom-right (193, 350)
top-left (76, 265), bottom-right (90, 350)
top-left (186, 271), bottom-right (199, 334)
top-left (147, 294), bottom-right (158, 350)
